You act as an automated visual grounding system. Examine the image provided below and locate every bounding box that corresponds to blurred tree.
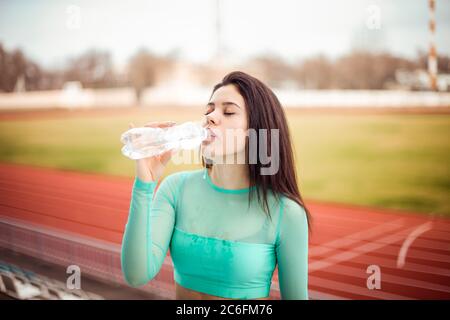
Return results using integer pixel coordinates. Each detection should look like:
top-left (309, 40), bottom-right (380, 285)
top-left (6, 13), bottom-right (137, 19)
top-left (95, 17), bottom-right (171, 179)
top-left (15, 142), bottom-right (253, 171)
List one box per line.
top-left (292, 51), bottom-right (417, 90)
top-left (128, 49), bottom-right (173, 106)
top-left (245, 54), bottom-right (293, 88)
top-left (293, 55), bottom-right (334, 89)
top-left (0, 45), bottom-right (24, 92)
top-left (64, 50), bottom-right (116, 88)
top-left (416, 49), bottom-right (450, 74)
top-left (333, 51), bottom-right (416, 89)
top-left (0, 45), bottom-right (44, 92)
top-left (1, 41), bottom-right (449, 93)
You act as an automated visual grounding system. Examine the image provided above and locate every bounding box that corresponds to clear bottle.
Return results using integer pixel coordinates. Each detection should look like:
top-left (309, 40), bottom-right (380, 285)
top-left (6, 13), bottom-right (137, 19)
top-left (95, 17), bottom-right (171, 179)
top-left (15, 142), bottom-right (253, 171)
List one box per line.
top-left (120, 121), bottom-right (208, 160)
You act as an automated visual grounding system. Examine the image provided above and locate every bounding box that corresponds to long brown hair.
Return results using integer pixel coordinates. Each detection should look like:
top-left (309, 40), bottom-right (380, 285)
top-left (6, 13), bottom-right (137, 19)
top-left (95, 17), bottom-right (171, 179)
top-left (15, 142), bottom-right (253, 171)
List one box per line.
top-left (202, 71), bottom-right (312, 235)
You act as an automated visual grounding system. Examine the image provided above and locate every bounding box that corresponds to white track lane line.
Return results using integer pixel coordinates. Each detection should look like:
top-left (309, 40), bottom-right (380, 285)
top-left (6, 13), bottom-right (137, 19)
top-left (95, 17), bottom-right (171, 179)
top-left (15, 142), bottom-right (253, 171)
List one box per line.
top-left (309, 223), bottom-right (430, 273)
top-left (396, 221), bottom-right (434, 269)
top-left (310, 218), bottom-right (406, 257)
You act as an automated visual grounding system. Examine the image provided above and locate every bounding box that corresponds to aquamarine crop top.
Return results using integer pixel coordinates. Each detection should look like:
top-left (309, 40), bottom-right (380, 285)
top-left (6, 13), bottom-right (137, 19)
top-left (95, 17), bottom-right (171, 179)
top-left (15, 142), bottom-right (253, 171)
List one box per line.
top-left (121, 168), bottom-right (309, 300)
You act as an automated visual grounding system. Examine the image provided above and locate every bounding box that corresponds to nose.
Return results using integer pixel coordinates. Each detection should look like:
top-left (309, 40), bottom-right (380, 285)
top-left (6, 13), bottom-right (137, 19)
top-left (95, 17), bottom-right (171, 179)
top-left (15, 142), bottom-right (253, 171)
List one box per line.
top-left (205, 110), bottom-right (219, 127)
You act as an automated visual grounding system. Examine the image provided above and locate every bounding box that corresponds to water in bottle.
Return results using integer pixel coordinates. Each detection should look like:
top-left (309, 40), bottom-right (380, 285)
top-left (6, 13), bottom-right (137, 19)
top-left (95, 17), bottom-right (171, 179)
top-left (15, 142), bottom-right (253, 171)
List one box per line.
top-left (120, 121), bottom-right (208, 160)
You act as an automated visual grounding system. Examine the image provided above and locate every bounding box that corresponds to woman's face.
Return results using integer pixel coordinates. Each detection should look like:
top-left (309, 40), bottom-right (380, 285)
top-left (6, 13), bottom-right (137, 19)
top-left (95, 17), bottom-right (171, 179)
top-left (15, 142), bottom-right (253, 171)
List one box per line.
top-left (201, 84), bottom-right (248, 163)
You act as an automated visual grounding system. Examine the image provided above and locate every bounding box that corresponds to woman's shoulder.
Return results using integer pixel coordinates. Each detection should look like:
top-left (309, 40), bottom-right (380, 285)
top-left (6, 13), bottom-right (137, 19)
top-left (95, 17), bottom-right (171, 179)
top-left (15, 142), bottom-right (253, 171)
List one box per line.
top-left (281, 196), bottom-right (305, 209)
top-left (279, 196), bottom-right (308, 222)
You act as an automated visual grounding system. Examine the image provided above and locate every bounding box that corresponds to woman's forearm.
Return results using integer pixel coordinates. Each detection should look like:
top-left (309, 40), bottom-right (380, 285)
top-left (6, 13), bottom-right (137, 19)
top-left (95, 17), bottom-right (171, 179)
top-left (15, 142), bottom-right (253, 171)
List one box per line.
top-left (121, 178), bottom-right (158, 287)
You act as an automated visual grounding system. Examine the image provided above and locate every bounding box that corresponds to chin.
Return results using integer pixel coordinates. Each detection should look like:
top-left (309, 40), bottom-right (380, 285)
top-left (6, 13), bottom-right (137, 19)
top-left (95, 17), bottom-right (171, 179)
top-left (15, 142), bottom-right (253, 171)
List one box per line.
top-left (202, 150), bottom-right (246, 165)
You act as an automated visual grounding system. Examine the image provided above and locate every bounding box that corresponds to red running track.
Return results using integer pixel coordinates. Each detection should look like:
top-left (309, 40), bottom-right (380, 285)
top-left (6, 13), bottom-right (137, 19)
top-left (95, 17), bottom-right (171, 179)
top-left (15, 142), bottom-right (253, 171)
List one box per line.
top-left (0, 162), bottom-right (449, 300)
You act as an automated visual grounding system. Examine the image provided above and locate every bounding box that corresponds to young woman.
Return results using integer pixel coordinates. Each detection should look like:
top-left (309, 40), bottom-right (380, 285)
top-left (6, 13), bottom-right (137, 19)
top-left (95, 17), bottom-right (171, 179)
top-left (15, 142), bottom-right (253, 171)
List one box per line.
top-left (121, 71), bottom-right (312, 300)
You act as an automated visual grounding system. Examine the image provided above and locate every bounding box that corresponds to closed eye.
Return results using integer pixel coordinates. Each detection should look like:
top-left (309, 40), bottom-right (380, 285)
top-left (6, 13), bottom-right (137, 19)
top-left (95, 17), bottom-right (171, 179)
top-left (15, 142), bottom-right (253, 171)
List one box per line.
top-left (203, 111), bottom-right (235, 116)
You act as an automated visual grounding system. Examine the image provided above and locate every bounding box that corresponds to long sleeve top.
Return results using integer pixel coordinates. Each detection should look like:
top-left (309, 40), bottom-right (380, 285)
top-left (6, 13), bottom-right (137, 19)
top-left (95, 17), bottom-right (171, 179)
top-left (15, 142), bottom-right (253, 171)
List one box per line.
top-left (121, 168), bottom-right (309, 299)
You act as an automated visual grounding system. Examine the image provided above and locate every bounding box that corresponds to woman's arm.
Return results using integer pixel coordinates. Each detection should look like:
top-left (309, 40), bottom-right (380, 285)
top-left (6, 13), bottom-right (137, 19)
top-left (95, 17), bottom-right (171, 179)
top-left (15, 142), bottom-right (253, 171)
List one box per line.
top-left (121, 172), bottom-right (184, 287)
top-left (275, 197), bottom-right (309, 300)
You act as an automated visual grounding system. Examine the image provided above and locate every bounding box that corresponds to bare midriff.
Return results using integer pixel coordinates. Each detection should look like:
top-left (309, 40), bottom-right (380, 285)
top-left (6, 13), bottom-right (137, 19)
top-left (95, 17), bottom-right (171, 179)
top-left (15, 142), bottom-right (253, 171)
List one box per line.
top-left (175, 283), bottom-right (271, 300)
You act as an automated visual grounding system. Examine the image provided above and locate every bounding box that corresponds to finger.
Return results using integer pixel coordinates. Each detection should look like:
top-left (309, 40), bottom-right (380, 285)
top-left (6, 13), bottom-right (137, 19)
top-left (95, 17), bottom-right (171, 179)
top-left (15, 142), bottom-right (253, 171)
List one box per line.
top-left (144, 121), bottom-right (177, 128)
top-left (160, 150), bottom-right (173, 166)
top-left (128, 122), bottom-right (135, 129)
top-left (143, 122), bottom-right (176, 128)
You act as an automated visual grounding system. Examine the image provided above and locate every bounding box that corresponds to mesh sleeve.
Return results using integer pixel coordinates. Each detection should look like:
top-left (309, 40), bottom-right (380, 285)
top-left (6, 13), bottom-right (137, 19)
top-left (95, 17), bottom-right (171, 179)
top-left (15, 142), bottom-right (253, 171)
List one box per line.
top-left (120, 172), bottom-right (184, 287)
top-left (275, 197), bottom-right (309, 300)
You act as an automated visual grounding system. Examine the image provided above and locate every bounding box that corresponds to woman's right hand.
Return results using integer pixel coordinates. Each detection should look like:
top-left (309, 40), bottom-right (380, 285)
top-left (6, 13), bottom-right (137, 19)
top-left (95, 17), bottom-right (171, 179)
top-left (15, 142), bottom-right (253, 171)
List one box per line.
top-left (129, 121), bottom-right (177, 183)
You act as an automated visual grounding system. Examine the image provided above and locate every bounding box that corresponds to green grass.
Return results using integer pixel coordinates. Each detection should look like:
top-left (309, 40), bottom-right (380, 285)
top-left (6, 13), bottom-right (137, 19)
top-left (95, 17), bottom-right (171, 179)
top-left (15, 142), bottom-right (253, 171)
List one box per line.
top-left (0, 109), bottom-right (449, 217)
top-left (290, 114), bottom-right (450, 216)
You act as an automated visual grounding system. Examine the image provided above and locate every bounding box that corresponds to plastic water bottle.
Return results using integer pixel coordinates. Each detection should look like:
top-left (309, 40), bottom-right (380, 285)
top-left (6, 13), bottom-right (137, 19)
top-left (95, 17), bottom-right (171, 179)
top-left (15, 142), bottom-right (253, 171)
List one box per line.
top-left (120, 121), bottom-right (208, 160)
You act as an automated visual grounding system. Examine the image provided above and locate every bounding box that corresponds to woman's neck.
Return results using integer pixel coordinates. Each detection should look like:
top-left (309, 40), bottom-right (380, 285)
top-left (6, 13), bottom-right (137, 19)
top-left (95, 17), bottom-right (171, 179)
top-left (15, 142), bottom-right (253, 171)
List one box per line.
top-left (209, 164), bottom-right (251, 190)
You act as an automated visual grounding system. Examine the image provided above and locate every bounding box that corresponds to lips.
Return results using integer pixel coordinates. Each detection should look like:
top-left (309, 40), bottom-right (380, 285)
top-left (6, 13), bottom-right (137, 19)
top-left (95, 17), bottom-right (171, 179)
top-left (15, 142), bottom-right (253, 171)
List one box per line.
top-left (203, 128), bottom-right (217, 144)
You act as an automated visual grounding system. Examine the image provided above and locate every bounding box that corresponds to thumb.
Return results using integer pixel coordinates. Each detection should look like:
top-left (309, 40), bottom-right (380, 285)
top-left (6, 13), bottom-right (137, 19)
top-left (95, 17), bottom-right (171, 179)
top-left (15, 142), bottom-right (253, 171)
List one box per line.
top-left (160, 148), bottom-right (175, 165)
top-left (129, 122), bottom-right (135, 129)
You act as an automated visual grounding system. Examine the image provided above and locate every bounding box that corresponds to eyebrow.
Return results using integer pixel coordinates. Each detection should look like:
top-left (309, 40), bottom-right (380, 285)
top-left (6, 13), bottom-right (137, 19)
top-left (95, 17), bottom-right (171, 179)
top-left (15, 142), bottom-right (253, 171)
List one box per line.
top-left (206, 101), bottom-right (241, 109)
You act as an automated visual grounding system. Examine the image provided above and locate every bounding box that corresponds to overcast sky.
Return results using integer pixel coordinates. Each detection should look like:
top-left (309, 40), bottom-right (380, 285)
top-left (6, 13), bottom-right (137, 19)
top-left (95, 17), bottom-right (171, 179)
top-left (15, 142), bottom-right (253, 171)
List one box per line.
top-left (1, 0), bottom-right (449, 69)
